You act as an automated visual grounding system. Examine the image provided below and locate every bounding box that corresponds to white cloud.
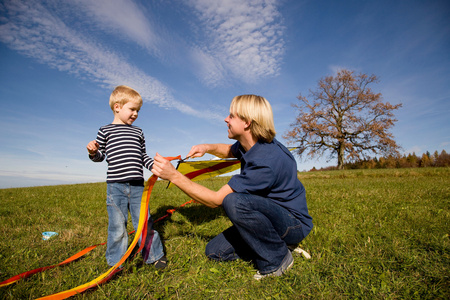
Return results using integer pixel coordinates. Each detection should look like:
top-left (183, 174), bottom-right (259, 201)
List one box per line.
top-left (0, 0), bottom-right (286, 95)
top-left (71, 0), bottom-right (161, 55)
top-left (187, 0), bottom-right (285, 85)
top-left (189, 46), bottom-right (228, 87)
top-left (0, 0), bottom-right (221, 121)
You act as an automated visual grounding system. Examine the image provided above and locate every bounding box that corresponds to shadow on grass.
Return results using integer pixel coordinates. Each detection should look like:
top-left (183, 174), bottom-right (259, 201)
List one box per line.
top-left (152, 204), bottom-right (228, 243)
top-left (152, 204), bottom-right (227, 226)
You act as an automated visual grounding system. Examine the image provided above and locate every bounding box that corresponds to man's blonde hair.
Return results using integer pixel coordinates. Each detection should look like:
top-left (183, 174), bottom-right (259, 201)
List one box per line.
top-left (109, 85), bottom-right (142, 111)
top-left (230, 94), bottom-right (276, 143)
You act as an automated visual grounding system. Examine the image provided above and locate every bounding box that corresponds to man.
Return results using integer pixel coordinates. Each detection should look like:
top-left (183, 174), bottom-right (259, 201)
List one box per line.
top-left (152, 94), bottom-right (312, 279)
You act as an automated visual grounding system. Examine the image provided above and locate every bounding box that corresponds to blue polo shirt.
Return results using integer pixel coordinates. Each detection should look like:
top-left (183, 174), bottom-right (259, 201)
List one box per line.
top-left (228, 138), bottom-right (313, 237)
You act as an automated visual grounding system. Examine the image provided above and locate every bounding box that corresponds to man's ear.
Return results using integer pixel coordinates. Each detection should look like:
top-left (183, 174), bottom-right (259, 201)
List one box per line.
top-left (244, 120), bottom-right (252, 129)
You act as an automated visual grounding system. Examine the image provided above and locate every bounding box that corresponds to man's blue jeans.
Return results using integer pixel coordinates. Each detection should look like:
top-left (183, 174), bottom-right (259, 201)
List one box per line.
top-left (106, 182), bottom-right (164, 266)
top-left (205, 193), bottom-right (305, 274)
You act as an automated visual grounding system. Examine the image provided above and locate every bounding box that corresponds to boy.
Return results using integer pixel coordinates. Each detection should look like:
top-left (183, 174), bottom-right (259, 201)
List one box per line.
top-left (86, 85), bottom-right (167, 269)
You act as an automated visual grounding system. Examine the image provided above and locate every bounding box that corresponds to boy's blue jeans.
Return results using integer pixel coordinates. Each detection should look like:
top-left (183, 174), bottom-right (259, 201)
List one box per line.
top-left (106, 182), bottom-right (164, 266)
top-left (205, 193), bottom-right (305, 274)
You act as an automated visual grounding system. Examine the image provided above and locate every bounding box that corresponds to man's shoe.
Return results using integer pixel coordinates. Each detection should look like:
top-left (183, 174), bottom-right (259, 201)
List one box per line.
top-left (253, 250), bottom-right (294, 280)
top-left (288, 245), bottom-right (311, 259)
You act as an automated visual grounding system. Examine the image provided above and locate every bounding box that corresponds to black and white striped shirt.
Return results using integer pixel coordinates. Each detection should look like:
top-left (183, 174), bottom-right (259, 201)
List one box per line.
top-left (90, 124), bottom-right (154, 183)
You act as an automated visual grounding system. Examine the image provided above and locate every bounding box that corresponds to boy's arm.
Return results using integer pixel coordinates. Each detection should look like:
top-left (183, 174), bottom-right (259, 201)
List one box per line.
top-left (87, 140), bottom-right (104, 162)
top-left (86, 140), bottom-right (99, 156)
top-left (140, 131), bottom-right (154, 170)
top-left (142, 153), bottom-right (154, 170)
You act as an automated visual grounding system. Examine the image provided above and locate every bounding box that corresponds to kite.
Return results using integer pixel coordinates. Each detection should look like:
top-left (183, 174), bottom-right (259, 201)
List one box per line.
top-left (168, 157), bottom-right (241, 187)
top-left (169, 146), bottom-right (298, 186)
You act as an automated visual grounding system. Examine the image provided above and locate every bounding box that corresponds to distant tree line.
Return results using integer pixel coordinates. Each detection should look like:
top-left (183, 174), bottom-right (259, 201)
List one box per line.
top-left (310, 150), bottom-right (450, 171)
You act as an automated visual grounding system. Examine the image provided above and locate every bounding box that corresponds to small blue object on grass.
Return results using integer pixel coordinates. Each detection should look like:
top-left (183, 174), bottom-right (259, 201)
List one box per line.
top-left (42, 231), bottom-right (58, 240)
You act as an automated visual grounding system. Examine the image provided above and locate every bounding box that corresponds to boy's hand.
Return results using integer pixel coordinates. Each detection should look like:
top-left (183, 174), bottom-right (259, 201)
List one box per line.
top-left (86, 140), bottom-right (99, 156)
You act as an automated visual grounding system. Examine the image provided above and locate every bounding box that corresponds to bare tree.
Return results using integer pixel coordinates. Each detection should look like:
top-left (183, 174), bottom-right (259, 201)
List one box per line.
top-left (284, 69), bottom-right (402, 169)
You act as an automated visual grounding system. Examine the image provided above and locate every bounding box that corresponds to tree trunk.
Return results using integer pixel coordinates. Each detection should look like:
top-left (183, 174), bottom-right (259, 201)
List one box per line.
top-left (337, 143), bottom-right (345, 170)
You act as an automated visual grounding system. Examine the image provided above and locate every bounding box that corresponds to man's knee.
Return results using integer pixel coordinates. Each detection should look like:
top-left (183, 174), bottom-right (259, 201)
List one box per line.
top-left (222, 193), bottom-right (243, 220)
top-left (223, 192), bottom-right (239, 206)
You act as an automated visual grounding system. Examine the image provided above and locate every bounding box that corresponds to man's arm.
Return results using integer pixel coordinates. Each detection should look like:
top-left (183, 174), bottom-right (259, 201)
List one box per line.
top-left (187, 143), bottom-right (234, 159)
top-left (152, 153), bottom-right (233, 208)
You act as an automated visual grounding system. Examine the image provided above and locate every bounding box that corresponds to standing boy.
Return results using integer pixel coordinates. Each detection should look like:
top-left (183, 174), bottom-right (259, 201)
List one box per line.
top-left (86, 85), bottom-right (167, 269)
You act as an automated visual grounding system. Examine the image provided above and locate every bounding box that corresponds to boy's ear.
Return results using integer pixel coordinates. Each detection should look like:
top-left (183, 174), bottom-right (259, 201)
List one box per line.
top-left (113, 103), bottom-right (121, 112)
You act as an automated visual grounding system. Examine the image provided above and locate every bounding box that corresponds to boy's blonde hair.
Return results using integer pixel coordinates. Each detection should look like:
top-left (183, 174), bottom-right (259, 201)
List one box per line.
top-left (230, 94), bottom-right (276, 143)
top-left (109, 85), bottom-right (142, 111)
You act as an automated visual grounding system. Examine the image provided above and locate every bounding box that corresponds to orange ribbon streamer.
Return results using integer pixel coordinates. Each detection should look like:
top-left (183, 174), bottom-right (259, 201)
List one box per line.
top-left (0, 156), bottom-right (182, 298)
top-left (0, 243), bottom-right (105, 288)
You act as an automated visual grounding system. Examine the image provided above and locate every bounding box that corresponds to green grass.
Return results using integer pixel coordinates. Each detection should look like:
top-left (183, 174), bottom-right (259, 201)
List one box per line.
top-left (0, 168), bottom-right (449, 299)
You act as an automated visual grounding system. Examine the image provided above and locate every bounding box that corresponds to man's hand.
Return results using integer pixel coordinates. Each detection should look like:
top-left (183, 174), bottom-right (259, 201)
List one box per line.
top-left (152, 153), bottom-right (177, 180)
top-left (186, 144), bottom-right (208, 159)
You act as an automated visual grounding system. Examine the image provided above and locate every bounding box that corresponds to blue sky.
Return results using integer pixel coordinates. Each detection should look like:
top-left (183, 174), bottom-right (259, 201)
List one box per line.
top-left (0, 0), bottom-right (449, 189)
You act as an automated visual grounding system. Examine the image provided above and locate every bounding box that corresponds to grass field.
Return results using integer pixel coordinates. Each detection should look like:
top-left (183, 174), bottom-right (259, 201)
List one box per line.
top-left (0, 168), bottom-right (449, 299)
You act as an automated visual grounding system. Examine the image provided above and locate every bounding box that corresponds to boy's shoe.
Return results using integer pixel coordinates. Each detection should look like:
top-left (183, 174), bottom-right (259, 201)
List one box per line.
top-left (153, 256), bottom-right (168, 270)
top-left (253, 250), bottom-right (294, 280)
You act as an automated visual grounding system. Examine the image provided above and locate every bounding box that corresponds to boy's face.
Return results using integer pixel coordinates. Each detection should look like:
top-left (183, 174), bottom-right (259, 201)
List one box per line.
top-left (113, 101), bottom-right (141, 125)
